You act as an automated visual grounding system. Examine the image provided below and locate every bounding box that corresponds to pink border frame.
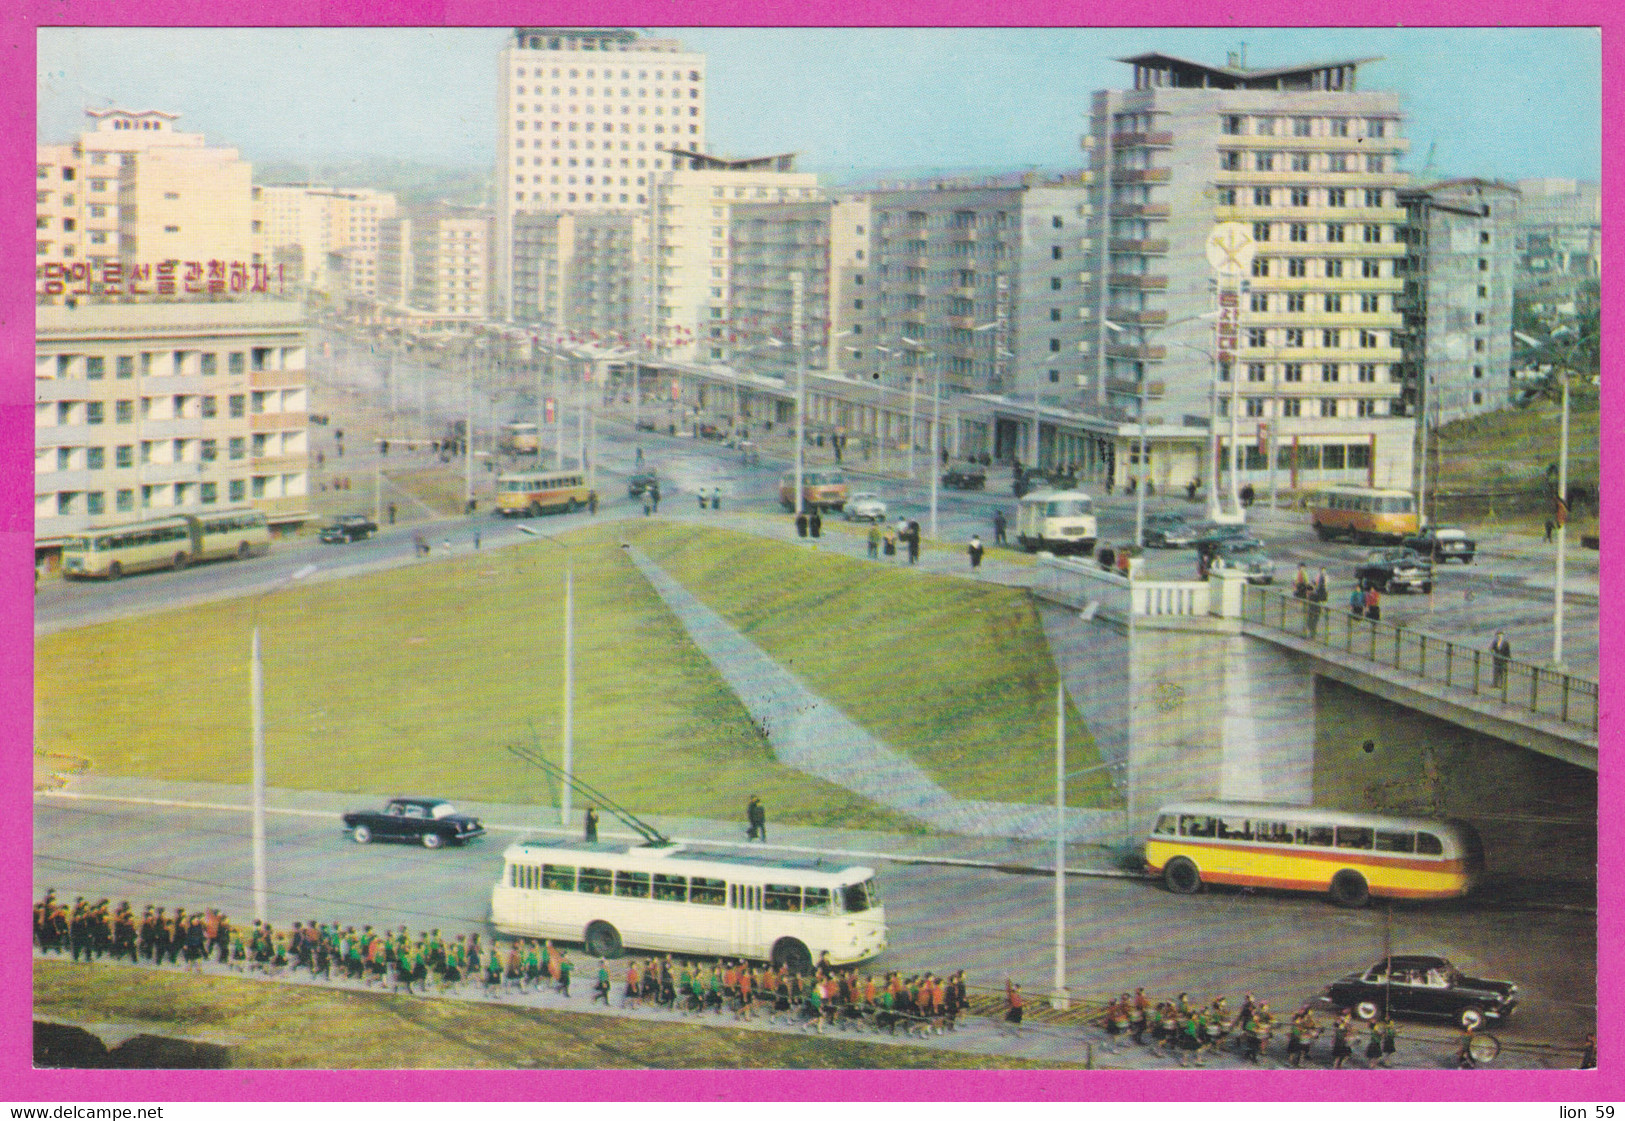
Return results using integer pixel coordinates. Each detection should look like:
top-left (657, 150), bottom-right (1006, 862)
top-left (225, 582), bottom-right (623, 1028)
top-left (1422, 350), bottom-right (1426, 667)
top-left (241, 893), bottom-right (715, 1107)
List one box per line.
top-left (8, 1), bottom-right (1617, 1101)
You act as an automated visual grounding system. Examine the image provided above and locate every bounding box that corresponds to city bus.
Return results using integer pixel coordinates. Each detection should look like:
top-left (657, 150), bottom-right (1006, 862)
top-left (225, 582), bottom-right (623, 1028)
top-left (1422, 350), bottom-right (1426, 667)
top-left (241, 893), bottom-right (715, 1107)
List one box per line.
top-left (1145, 800), bottom-right (1484, 907)
top-left (778, 470), bottom-right (849, 513)
top-left (1015, 490), bottom-right (1098, 556)
top-left (500, 421), bottom-right (541, 456)
top-left (1309, 485), bottom-right (1420, 544)
top-left (490, 838), bottom-right (887, 971)
top-left (61, 508), bottom-right (270, 579)
top-left (495, 469), bottom-right (592, 517)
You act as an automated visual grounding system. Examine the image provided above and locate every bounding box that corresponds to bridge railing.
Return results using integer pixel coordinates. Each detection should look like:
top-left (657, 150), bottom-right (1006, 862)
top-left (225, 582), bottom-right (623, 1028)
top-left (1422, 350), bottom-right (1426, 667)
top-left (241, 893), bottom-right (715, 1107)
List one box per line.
top-left (1241, 584), bottom-right (1598, 735)
top-left (1033, 555), bottom-right (1211, 619)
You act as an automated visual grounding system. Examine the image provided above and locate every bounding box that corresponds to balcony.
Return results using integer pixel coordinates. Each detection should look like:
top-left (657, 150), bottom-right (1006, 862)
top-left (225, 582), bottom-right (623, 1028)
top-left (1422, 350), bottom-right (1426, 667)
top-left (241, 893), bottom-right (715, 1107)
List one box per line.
top-left (1108, 309), bottom-right (1168, 326)
top-left (1109, 237), bottom-right (1170, 255)
top-left (1107, 273), bottom-right (1168, 290)
top-left (1109, 202), bottom-right (1170, 219)
top-left (1111, 167), bottom-right (1171, 184)
top-left (249, 367), bottom-right (307, 389)
top-left (1105, 344), bottom-right (1167, 362)
top-left (1110, 130), bottom-right (1174, 148)
top-left (250, 411), bottom-right (307, 433)
top-left (1106, 376), bottom-right (1166, 399)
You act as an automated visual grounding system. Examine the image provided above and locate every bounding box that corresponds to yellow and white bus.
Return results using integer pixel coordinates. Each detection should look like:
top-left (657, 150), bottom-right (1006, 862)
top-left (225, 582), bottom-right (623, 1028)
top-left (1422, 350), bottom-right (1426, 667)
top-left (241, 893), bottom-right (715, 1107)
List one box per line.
top-left (501, 421), bottom-right (541, 456)
top-left (1145, 800), bottom-right (1483, 907)
top-left (778, 470), bottom-right (849, 513)
top-left (495, 469), bottom-right (592, 517)
top-left (61, 508), bottom-right (270, 579)
top-left (1309, 485), bottom-right (1420, 544)
top-left (491, 838), bottom-right (887, 971)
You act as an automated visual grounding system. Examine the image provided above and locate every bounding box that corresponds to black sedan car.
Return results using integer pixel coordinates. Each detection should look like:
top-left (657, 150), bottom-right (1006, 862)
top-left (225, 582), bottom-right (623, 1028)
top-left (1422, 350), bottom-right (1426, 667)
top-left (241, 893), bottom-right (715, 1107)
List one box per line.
top-left (1355, 547), bottom-right (1435, 594)
top-left (1324, 955), bottom-right (1518, 1029)
top-left (318, 514), bottom-right (378, 544)
top-left (941, 466), bottom-right (987, 490)
top-left (1191, 521), bottom-right (1253, 552)
top-left (627, 471), bottom-right (659, 497)
top-left (1143, 512), bottom-right (1198, 549)
top-left (342, 797), bottom-right (485, 849)
top-left (1400, 525), bottom-right (1478, 564)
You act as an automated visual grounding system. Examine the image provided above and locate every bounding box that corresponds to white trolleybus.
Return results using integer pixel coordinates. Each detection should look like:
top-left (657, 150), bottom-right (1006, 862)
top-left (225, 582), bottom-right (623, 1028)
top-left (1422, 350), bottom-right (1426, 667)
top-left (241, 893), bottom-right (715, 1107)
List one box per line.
top-left (490, 745), bottom-right (886, 972)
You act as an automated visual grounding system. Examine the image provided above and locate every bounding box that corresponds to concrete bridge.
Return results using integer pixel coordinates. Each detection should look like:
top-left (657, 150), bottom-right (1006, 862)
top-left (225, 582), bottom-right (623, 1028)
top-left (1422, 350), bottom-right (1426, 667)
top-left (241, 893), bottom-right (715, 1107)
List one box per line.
top-left (1030, 557), bottom-right (1597, 831)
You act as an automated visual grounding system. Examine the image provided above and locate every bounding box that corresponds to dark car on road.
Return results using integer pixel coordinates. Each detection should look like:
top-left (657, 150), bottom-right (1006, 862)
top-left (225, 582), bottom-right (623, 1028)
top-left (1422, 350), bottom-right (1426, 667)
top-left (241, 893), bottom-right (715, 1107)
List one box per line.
top-left (342, 797), bottom-right (485, 849)
top-left (1192, 521), bottom-right (1253, 552)
top-left (627, 471), bottom-right (659, 498)
top-left (1355, 547), bottom-right (1435, 594)
top-left (318, 514), bottom-right (378, 544)
top-left (941, 465), bottom-right (987, 491)
top-left (1143, 512), bottom-right (1198, 549)
top-left (1400, 525), bottom-right (1477, 565)
top-left (1324, 955), bottom-right (1518, 1029)
top-left (1206, 539), bottom-right (1275, 584)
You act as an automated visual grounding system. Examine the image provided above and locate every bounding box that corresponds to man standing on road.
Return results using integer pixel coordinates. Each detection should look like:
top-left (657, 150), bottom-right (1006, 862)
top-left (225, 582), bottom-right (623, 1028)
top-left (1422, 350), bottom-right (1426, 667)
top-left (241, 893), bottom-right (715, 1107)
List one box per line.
top-left (746, 796), bottom-right (767, 842)
top-left (968, 534), bottom-right (984, 569)
top-left (993, 508), bottom-right (1007, 546)
top-left (906, 520), bottom-right (921, 565)
top-left (1491, 630), bottom-right (1512, 687)
top-left (584, 806), bottom-right (599, 843)
top-left (713, 486), bottom-right (722, 511)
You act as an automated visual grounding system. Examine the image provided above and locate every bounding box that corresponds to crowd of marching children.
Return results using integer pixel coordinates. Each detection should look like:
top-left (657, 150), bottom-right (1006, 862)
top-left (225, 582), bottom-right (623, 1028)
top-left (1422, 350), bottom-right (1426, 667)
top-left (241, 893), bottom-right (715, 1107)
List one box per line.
top-left (1097, 989), bottom-right (1398, 1069)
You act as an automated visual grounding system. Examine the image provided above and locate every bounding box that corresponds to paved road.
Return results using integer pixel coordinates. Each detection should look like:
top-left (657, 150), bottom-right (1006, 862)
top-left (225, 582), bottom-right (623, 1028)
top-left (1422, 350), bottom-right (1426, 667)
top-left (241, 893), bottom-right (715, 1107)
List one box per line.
top-left (34, 779), bottom-right (1591, 1069)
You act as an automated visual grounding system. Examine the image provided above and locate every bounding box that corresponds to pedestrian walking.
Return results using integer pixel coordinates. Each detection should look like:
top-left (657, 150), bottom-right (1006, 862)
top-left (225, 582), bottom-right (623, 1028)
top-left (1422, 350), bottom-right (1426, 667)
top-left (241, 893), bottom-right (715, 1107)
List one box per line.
top-left (1545, 519), bottom-right (1555, 543)
top-left (968, 534), bottom-right (984, 569)
top-left (650, 485), bottom-right (661, 513)
top-left (712, 486), bottom-right (722, 511)
top-left (867, 524), bottom-right (881, 558)
top-left (643, 495), bottom-right (653, 517)
top-left (993, 508), bottom-right (1007, 546)
top-left (882, 525), bottom-right (897, 557)
top-left (698, 490), bottom-right (708, 511)
top-left (1002, 980), bottom-right (1025, 1034)
top-left (1350, 584), bottom-right (1366, 617)
top-left (809, 509), bottom-right (822, 538)
top-left (906, 520), bottom-right (920, 565)
top-left (1490, 630), bottom-right (1512, 687)
top-left (1455, 1025), bottom-right (1479, 1069)
top-left (795, 511), bottom-right (809, 538)
top-left (1294, 564), bottom-right (1310, 599)
top-left (387, 502), bottom-right (396, 525)
top-left (473, 530), bottom-right (481, 550)
top-left (1364, 584), bottom-right (1381, 622)
top-left (587, 490), bottom-right (598, 514)
top-left (746, 795), bottom-right (767, 842)
top-left (584, 806), bottom-right (599, 843)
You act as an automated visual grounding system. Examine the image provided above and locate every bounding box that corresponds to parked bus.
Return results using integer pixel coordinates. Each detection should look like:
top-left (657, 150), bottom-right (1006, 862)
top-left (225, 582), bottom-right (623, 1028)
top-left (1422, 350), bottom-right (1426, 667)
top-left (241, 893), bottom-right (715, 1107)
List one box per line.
top-left (491, 838), bottom-right (887, 971)
top-left (1145, 800), bottom-right (1484, 907)
top-left (1309, 485), bottom-right (1420, 544)
top-left (1015, 490), bottom-right (1098, 556)
top-left (495, 469), bottom-right (592, 517)
top-left (778, 470), bottom-right (849, 513)
top-left (61, 508), bottom-right (270, 580)
top-left (500, 421), bottom-right (541, 456)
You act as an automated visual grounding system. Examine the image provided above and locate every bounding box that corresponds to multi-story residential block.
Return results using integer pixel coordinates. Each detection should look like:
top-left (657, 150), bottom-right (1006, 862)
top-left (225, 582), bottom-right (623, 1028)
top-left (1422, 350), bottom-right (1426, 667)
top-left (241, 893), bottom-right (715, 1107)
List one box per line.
top-left (1081, 52), bottom-right (1419, 490)
top-left (1513, 177), bottom-right (1599, 302)
top-left (253, 184), bottom-right (398, 302)
top-left (37, 109), bottom-right (256, 304)
top-left (1397, 179), bottom-right (1520, 425)
top-left (35, 301), bottom-right (310, 556)
top-left (865, 176), bottom-right (1093, 410)
top-left (728, 193), bottom-right (874, 378)
top-left (495, 27), bottom-right (707, 318)
top-left (647, 155), bottom-right (823, 363)
top-left (509, 210), bottom-right (651, 341)
top-left (377, 207), bottom-right (493, 328)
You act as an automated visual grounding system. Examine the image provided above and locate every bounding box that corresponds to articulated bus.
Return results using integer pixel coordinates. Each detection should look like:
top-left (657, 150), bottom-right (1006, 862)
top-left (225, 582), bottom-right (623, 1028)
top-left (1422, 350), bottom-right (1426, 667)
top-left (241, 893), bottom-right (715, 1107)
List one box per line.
top-left (61, 508), bottom-right (270, 580)
top-left (495, 469), bottom-right (592, 517)
top-left (1145, 800), bottom-right (1484, 907)
top-left (1309, 485), bottom-right (1420, 544)
top-left (778, 470), bottom-right (849, 513)
top-left (491, 838), bottom-right (887, 971)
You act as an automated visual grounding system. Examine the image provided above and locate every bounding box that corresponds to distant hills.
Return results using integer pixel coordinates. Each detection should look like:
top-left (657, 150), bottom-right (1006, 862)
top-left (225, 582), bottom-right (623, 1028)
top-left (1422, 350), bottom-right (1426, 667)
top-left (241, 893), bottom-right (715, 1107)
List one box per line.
top-left (253, 157), bottom-right (490, 209)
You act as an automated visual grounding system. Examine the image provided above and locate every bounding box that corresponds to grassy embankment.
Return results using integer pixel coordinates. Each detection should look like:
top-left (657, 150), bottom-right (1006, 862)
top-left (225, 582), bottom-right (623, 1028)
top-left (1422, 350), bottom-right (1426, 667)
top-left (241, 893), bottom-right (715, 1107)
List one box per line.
top-left (33, 959), bottom-right (1048, 1069)
top-left (1431, 395), bottom-right (1599, 534)
top-left (36, 522), bottom-right (1110, 826)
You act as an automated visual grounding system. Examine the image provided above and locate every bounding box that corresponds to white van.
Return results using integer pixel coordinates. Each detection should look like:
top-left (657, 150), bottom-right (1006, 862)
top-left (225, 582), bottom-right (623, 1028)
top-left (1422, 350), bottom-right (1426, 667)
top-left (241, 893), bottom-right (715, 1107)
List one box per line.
top-left (1016, 490), bottom-right (1098, 555)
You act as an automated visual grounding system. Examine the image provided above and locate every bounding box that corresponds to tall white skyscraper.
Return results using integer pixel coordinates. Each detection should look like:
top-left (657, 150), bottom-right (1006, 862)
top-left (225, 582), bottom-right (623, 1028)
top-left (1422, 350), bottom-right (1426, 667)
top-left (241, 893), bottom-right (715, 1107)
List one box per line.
top-left (495, 27), bottom-right (707, 320)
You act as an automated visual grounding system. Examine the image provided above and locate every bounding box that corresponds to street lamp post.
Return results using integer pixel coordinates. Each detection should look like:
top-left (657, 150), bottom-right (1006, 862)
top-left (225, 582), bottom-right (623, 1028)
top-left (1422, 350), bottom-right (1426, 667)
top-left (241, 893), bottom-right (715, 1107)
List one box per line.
top-left (250, 563), bottom-right (318, 925)
top-left (792, 272), bottom-right (807, 519)
top-left (517, 524), bottom-right (574, 825)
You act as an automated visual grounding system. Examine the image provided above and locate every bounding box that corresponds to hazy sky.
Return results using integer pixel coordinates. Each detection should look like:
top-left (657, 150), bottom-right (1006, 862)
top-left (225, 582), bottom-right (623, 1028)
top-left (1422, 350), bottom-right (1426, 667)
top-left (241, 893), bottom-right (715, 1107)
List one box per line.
top-left (36, 26), bottom-right (1601, 183)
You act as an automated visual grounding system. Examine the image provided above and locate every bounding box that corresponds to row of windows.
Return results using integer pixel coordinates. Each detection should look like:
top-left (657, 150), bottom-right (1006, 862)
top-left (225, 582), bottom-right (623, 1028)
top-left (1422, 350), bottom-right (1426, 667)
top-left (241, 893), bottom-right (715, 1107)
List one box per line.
top-left (1240, 362), bottom-right (1395, 384)
top-left (1221, 186), bottom-right (1389, 209)
top-left (1220, 397), bottom-right (1388, 419)
top-left (515, 120), bottom-right (698, 136)
top-left (513, 83), bottom-right (698, 98)
top-left (1242, 327), bottom-right (1390, 349)
top-left (47, 479), bottom-right (252, 517)
top-left (509, 863), bottom-right (730, 906)
top-left (48, 353), bottom-right (258, 379)
top-left (1251, 221), bottom-right (1389, 244)
top-left (1220, 151), bottom-right (1389, 174)
top-left (512, 66), bottom-right (701, 83)
top-left (1156, 813), bottom-right (1440, 854)
top-left (513, 103), bottom-right (700, 119)
top-left (1249, 292), bottom-right (1388, 313)
top-left (1250, 257), bottom-right (1389, 279)
top-left (45, 436), bottom-right (265, 467)
top-left (1219, 114), bottom-right (1392, 139)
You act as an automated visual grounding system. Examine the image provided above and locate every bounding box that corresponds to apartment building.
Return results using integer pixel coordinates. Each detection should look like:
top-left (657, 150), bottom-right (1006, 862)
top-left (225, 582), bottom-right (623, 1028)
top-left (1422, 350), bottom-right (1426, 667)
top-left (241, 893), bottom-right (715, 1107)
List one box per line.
top-left (376, 207), bottom-right (493, 328)
top-left (253, 184), bottom-right (398, 302)
top-left (727, 194), bottom-right (874, 378)
top-left (36, 109), bottom-right (256, 304)
top-left (648, 155), bottom-right (823, 363)
top-left (1081, 52), bottom-right (1419, 489)
top-left (1397, 179), bottom-right (1520, 425)
top-left (509, 210), bottom-right (651, 341)
top-left (35, 301), bottom-right (310, 554)
top-left (495, 27), bottom-right (707, 318)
